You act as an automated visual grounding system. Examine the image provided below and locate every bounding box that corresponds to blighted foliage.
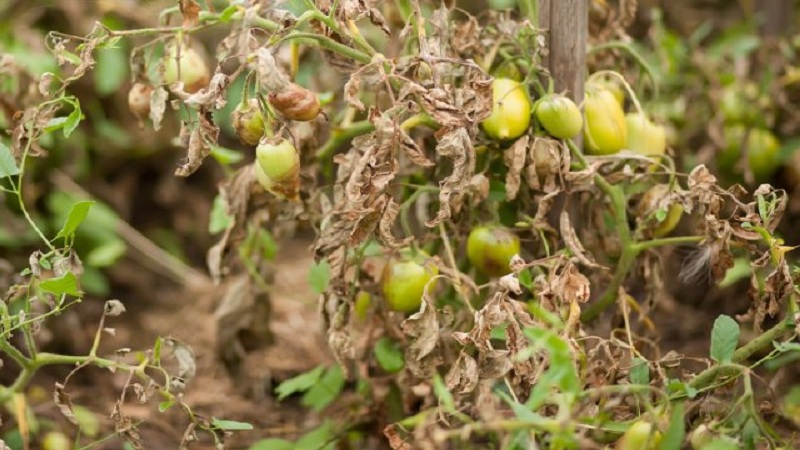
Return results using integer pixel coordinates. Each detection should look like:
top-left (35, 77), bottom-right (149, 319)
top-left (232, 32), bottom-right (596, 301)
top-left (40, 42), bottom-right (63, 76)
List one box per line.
top-left (1, 0), bottom-right (800, 449)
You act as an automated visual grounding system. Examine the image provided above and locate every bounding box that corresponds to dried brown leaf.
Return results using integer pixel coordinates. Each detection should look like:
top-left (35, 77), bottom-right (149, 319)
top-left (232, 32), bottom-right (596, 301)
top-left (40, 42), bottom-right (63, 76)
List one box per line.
top-left (426, 128), bottom-right (475, 227)
top-left (504, 135), bottom-right (528, 200)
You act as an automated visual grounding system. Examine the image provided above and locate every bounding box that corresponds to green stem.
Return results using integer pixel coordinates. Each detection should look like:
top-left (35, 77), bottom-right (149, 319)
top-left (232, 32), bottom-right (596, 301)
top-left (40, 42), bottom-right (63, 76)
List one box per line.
top-left (274, 32), bottom-right (372, 65)
top-left (316, 120), bottom-right (375, 162)
top-left (687, 317), bottom-right (795, 393)
top-left (632, 235), bottom-right (705, 252)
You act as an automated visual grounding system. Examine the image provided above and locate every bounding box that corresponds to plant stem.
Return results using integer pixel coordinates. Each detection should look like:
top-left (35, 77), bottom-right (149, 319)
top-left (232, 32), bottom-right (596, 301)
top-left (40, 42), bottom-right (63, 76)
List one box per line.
top-left (274, 32), bottom-right (372, 65)
top-left (687, 317), bottom-right (795, 393)
top-left (632, 235), bottom-right (704, 252)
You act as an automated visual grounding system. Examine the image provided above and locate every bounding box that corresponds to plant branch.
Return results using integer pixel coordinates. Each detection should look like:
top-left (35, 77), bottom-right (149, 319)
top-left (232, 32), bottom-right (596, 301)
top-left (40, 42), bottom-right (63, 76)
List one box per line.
top-left (632, 235), bottom-right (705, 252)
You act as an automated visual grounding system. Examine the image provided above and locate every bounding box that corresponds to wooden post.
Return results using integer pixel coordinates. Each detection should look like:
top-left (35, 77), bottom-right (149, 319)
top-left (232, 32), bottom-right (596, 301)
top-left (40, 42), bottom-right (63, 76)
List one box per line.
top-left (759, 0), bottom-right (793, 37)
top-left (539, 0), bottom-right (588, 147)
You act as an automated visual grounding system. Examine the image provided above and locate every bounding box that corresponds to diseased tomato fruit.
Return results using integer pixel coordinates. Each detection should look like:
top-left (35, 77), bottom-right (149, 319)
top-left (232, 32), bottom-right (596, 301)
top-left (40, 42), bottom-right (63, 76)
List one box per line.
top-left (163, 41), bottom-right (210, 94)
top-left (467, 226), bottom-right (521, 277)
top-left (268, 82), bottom-right (321, 121)
top-left (232, 99), bottom-right (267, 146)
top-left (587, 76), bottom-right (625, 107)
top-left (640, 184), bottom-right (683, 237)
top-left (616, 420), bottom-right (662, 450)
top-left (719, 125), bottom-right (781, 182)
top-left (381, 250), bottom-right (439, 313)
top-left (625, 113), bottom-right (667, 156)
top-left (128, 82), bottom-right (152, 120)
top-left (535, 94), bottom-right (583, 139)
top-left (584, 86), bottom-right (627, 155)
top-left (254, 138), bottom-right (300, 201)
top-left (481, 78), bottom-right (532, 141)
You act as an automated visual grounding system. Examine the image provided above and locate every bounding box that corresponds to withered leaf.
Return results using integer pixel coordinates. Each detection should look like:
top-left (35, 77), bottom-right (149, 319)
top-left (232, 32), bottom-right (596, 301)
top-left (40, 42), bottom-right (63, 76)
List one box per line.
top-left (401, 294), bottom-right (440, 378)
top-left (54, 382), bottom-right (78, 425)
top-left (149, 86), bottom-right (168, 131)
top-left (445, 352), bottom-right (479, 394)
top-left (426, 128), bottom-right (475, 227)
top-left (504, 135), bottom-right (528, 200)
top-left (560, 209), bottom-right (603, 270)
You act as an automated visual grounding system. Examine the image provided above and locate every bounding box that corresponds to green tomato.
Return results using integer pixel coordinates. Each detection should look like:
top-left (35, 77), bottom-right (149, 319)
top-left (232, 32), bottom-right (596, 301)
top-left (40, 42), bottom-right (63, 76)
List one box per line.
top-left (467, 226), bottom-right (521, 277)
top-left (584, 87), bottom-right (627, 155)
top-left (719, 125), bottom-right (780, 182)
top-left (625, 113), bottom-right (667, 156)
top-left (255, 139), bottom-right (300, 200)
top-left (42, 432), bottom-right (72, 450)
top-left (587, 77), bottom-right (625, 107)
top-left (163, 41), bottom-right (210, 94)
top-left (354, 290), bottom-right (372, 321)
top-left (233, 99), bottom-right (267, 146)
top-left (616, 421), bottom-right (662, 450)
top-left (720, 82), bottom-right (759, 125)
top-left (640, 184), bottom-right (683, 237)
top-left (481, 78), bottom-right (532, 141)
top-left (381, 250), bottom-right (439, 313)
top-left (535, 94), bottom-right (583, 139)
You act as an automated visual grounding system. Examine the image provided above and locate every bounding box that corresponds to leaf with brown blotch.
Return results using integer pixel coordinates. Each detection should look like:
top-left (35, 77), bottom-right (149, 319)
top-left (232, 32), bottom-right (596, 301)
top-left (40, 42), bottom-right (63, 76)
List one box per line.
top-left (504, 135), bottom-right (528, 201)
top-left (174, 72), bottom-right (231, 110)
top-left (426, 128), bottom-right (475, 227)
top-left (175, 114), bottom-right (219, 177)
top-left (54, 383), bottom-right (78, 425)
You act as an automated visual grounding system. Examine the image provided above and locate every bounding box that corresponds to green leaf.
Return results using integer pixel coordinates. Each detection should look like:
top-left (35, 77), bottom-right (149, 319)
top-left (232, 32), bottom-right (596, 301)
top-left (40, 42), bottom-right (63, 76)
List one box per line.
top-left (210, 144), bottom-right (244, 165)
top-left (55, 201), bottom-right (94, 241)
top-left (374, 337), bottom-right (404, 373)
top-left (275, 366), bottom-right (324, 401)
top-left (658, 401), bottom-right (684, 450)
top-left (63, 101), bottom-right (82, 138)
top-left (94, 46), bottom-right (128, 95)
top-left (72, 405), bottom-right (100, 437)
top-left (630, 357), bottom-right (650, 385)
top-left (209, 194), bottom-right (233, 234)
top-left (158, 400), bottom-right (175, 412)
top-left (302, 365), bottom-right (345, 412)
top-left (710, 315), bottom-right (739, 364)
top-left (85, 239), bottom-right (126, 267)
top-left (219, 4), bottom-right (239, 22)
top-left (39, 272), bottom-right (81, 297)
top-left (212, 418), bottom-right (254, 431)
top-left (433, 373), bottom-right (455, 411)
top-left (719, 258), bottom-right (750, 288)
top-left (308, 260), bottom-right (330, 295)
top-left (248, 439), bottom-right (294, 450)
top-left (701, 438), bottom-right (741, 450)
top-left (295, 421), bottom-right (336, 450)
top-left (0, 141), bottom-right (20, 178)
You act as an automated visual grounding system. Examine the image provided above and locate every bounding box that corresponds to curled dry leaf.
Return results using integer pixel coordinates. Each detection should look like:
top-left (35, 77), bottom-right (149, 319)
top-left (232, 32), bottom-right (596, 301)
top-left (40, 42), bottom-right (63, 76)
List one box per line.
top-left (53, 382), bottom-right (78, 425)
top-left (401, 293), bottom-right (441, 378)
top-left (148, 86), bottom-right (168, 131)
top-left (175, 113), bottom-right (220, 177)
top-left (426, 128), bottom-right (475, 227)
top-left (445, 352), bottom-right (479, 395)
top-left (560, 209), bottom-right (604, 270)
top-left (104, 299), bottom-right (126, 316)
top-left (504, 135), bottom-right (529, 201)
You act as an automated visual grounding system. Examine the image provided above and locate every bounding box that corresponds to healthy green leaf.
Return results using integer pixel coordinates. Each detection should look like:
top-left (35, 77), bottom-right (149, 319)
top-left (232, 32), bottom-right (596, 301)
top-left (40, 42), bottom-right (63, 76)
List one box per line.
top-left (308, 260), bottom-right (330, 295)
top-left (710, 315), bottom-right (739, 364)
top-left (302, 365), bottom-right (345, 412)
top-left (295, 421), bottom-right (336, 450)
top-left (275, 366), bottom-right (324, 401)
top-left (55, 201), bottom-right (94, 241)
top-left (85, 239), bottom-right (126, 267)
top-left (248, 439), bottom-right (294, 450)
top-left (630, 357), bottom-right (650, 385)
top-left (209, 194), bottom-right (233, 234)
top-left (212, 418), bottom-right (254, 431)
top-left (63, 101), bottom-right (82, 138)
top-left (39, 272), bottom-right (81, 297)
top-left (210, 144), bottom-right (245, 165)
top-left (433, 373), bottom-right (455, 411)
top-left (374, 337), bottom-right (405, 373)
top-left (0, 141), bottom-right (20, 178)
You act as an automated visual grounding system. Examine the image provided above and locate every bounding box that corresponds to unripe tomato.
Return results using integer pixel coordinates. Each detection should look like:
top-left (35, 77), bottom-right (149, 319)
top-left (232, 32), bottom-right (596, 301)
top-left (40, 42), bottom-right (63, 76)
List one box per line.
top-left (268, 82), bottom-right (321, 122)
top-left (255, 138), bottom-right (300, 200)
top-left (163, 41), bottom-right (210, 94)
top-left (127, 83), bottom-right (152, 120)
top-left (625, 113), bottom-right (667, 156)
top-left (232, 99), bottom-right (267, 146)
top-left (587, 77), bottom-right (625, 107)
top-left (481, 78), bottom-right (532, 141)
top-left (381, 250), bottom-right (439, 313)
top-left (719, 125), bottom-right (780, 182)
top-left (640, 184), bottom-right (683, 237)
top-left (584, 87), bottom-right (627, 155)
top-left (720, 82), bottom-right (759, 125)
top-left (535, 94), bottom-right (583, 139)
top-left (42, 432), bottom-right (71, 450)
top-left (616, 421), bottom-right (662, 450)
top-left (467, 226), bottom-right (520, 277)
top-left (354, 290), bottom-right (372, 321)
